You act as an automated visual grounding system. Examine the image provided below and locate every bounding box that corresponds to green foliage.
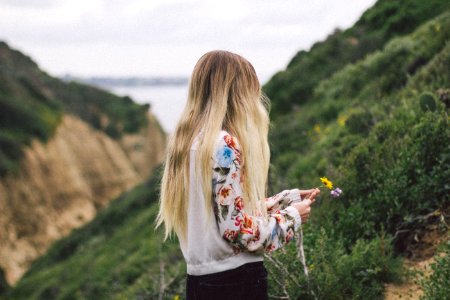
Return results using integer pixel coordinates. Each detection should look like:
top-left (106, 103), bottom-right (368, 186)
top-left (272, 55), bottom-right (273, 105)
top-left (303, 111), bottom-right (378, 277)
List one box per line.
top-left (344, 108), bottom-right (374, 135)
top-left (49, 80), bottom-right (150, 138)
top-left (0, 42), bottom-right (63, 176)
top-left (420, 241), bottom-right (450, 300)
top-left (309, 230), bottom-right (403, 300)
top-left (0, 41), bottom-right (153, 178)
top-left (419, 92), bottom-right (437, 112)
top-left (266, 228), bottom-right (403, 300)
top-left (265, 9), bottom-right (450, 300)
top-left (263, 0), bottom-right (450, 117)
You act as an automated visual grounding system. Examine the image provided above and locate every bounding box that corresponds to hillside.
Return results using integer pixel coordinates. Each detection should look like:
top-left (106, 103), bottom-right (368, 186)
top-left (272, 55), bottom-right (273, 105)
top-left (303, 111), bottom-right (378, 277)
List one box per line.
top-left (2, 168), bottom-right (186, 299)
top-left (0, 43), bottom-right (166, 286)
top-left (264, 0), bottom-right (450, 117)
top-left (0, 41), bottom-right (157, 177)
top-left (2, 0), bottom-right (449, 299)
top-left (263, 5), bottom-right (449, 300)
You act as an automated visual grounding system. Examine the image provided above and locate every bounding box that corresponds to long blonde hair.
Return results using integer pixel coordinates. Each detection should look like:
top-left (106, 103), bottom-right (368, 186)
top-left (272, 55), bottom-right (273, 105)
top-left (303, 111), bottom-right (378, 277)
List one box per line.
top-left (155, 50), bottom-right (271, 241)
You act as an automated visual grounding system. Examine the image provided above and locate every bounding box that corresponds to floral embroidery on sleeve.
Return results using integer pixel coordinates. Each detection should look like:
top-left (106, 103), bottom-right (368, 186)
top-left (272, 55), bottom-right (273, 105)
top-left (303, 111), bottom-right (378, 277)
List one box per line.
top-left (211, 132), bottom-right (302, 254)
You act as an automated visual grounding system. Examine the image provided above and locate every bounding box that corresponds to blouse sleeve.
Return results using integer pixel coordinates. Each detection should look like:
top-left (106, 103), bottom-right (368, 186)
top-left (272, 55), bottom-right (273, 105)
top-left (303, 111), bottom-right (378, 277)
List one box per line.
top-left (265, 189), bottom-right (303, 214)
top-left (211, 132), bottom-right (302, 254)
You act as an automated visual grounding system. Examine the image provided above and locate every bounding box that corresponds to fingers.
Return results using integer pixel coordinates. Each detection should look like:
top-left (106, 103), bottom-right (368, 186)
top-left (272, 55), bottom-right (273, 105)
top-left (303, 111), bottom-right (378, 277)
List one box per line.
top-left (299, 189), bottom-right (316, 197)
top-left (304, 188), bottom-right (320, 203)
top-left (299, 188), bottom-right (320, 198)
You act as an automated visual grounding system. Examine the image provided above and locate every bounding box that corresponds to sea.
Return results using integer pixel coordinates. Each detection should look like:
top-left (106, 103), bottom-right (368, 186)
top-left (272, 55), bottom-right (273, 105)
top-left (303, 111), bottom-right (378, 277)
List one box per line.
top-left (108, 84), bottom-right (189, 135)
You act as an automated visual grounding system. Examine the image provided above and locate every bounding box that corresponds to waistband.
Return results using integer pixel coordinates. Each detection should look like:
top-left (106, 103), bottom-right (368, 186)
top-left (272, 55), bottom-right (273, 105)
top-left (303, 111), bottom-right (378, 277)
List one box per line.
top-left (187, 261), bottom-right (265, 282)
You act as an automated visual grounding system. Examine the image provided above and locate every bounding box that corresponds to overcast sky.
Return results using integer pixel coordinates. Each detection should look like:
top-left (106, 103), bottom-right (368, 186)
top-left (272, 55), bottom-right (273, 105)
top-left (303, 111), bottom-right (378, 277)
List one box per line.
top-left (0, 0), bottom-right (377, 84)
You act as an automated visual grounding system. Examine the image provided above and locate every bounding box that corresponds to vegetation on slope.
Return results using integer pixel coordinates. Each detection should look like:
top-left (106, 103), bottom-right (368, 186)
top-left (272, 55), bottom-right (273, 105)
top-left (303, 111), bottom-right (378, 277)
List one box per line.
top-left (2, 166), bottom-right (186, 300)
top-left (0, 42), bottom-right (63, 176)
top-left (264, 0), bottom-right (450, 117)
top-left (420, 240), bottom-right (450, 300)
top-left (0, 42), bottom-right (151, 177)
top-left (264, 10), bottom-right (450, 300)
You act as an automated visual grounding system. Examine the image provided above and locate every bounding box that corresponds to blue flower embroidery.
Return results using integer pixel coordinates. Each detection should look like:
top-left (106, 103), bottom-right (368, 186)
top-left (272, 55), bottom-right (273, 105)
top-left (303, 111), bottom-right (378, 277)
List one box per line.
top-left (215, 146), bottom-right (234, 168)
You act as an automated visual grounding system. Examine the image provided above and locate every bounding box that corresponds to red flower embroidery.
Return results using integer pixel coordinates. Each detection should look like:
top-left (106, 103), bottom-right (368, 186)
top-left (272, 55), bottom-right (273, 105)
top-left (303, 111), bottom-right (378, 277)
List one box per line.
top-left (234, 216), bottom-right (243, 227)
top-left (224, 134), bottom-right (237, 150)
top-left (253, 227), bottom-right (260, 241)
top-left (232, 246), bottom-right (242, 254)
top-left (234, 196), bottom-right (243, 211)
top-left (223, 229), bottom-right (238, 242)
top-left (220, 187), bottom-right (231, 198)
top-left (240, 213), bottom-right (253, 234)
top-left (234, 152), bottom-right (242, 165)
top-left (273, 214), bottom-right (284, 224)
top-left (218, 186), bottom-right (233, 205)
top-left (265, 243), bottom-right (276, 252)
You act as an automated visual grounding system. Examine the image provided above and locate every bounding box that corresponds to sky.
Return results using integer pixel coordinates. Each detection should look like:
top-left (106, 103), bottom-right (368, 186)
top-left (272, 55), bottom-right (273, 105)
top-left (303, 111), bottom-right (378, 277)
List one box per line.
top-left (0, 0), bottom-right (377, 84)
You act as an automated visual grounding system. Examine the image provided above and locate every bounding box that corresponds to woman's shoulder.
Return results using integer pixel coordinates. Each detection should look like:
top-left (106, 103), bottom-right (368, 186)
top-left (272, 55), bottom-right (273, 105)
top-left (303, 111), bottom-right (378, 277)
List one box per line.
top-left (213, 130), bottom-right (242, 168)
top-left (216, 129), bottom-right (241, 152)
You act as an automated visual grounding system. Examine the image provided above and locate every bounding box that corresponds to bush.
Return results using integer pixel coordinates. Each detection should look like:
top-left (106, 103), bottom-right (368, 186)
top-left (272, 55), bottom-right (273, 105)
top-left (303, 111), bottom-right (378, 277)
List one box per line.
top-left (419, 92), bottom-right (437, 112)
top-left (420, 241), bottom-right (450, 300)
top-left (265, 228), bottom-right (403, 300)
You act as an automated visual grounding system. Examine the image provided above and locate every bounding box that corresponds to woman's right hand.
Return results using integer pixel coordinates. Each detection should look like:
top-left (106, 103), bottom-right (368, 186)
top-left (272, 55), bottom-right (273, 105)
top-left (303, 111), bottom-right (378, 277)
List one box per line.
top-left (291, 188), bottom-right (320, 223)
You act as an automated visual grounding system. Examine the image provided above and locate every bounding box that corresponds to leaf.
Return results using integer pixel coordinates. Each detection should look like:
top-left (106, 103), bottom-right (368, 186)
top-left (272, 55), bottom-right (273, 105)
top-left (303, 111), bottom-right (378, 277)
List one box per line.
top-left (220, 204), bottom-right (229, 220)
top-left (214, 167), bottom-right (230, 176)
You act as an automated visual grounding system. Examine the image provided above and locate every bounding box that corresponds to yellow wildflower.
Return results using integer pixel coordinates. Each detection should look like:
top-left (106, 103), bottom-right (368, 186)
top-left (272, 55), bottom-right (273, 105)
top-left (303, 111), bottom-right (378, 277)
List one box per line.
top-left (320, 177), bottom-right (333, 189)
top-left (338, 115), bottom-right (347, 127)
top-left (314, 124), bottom-right (321, 134)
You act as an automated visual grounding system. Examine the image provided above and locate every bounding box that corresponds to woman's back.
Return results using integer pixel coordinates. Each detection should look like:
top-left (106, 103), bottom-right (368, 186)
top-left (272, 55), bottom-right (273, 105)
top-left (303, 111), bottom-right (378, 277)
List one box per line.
top-left (180, 130), bottom-right (265, 275)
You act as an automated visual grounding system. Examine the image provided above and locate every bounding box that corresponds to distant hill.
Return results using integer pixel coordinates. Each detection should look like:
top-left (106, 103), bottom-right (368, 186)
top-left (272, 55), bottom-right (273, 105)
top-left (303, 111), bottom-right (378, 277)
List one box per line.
top-left (0, 42), bottom-right (166, 287)
top-left (0, 41), bottom-right (164, 177)
top-left (61, 75), bottom-right (189, 88)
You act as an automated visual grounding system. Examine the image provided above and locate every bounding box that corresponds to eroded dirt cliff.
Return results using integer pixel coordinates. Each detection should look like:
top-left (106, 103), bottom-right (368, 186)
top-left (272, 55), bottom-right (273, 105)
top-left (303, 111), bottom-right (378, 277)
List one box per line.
top-left (0, 113), bottom-right (166, 285)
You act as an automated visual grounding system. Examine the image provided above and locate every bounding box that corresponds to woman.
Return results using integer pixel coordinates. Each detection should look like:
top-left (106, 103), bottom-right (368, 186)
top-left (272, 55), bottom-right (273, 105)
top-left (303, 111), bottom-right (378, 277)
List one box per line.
top-left (155, 50), bottom-right (320, 300)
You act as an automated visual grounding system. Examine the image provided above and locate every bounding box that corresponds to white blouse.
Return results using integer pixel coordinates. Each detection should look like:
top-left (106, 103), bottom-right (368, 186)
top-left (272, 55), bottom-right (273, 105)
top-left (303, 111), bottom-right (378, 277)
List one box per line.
top-left (178, 129), bottom-right (302, 275)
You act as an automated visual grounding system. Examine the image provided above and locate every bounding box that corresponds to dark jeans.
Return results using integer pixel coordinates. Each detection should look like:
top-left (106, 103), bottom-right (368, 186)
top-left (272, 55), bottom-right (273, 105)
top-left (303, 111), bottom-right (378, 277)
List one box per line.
top-left (186, 261), bottom-right (268, 300)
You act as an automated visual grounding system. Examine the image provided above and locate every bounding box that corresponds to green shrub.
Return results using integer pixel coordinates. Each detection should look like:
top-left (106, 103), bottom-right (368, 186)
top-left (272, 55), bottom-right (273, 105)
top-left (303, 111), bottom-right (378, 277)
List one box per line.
top-left (345, 108), bottom-right (374, 135)
top-left (266, 228), bottom-right (403, 300)
top-left (419, 92), bottom-right (437, 111)
top-left (420, 241), bottom-right (450, 300)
